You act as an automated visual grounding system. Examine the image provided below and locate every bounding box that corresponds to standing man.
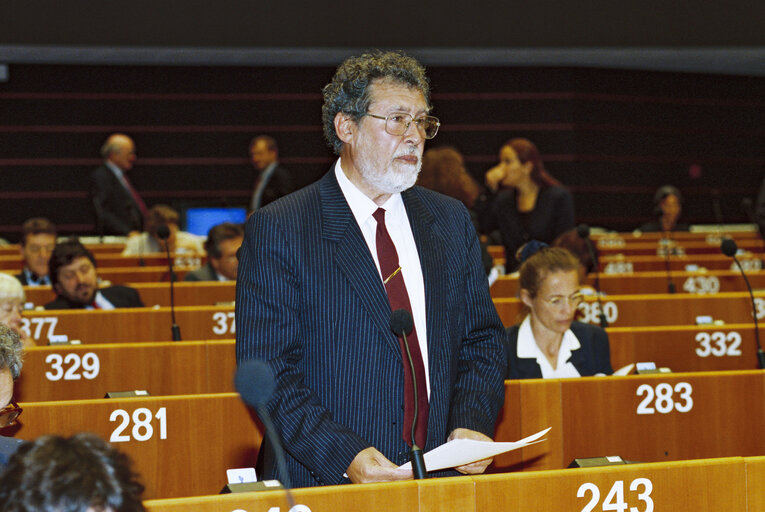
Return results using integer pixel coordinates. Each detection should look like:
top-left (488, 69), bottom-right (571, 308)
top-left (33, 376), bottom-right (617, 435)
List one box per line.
top-left (15, 217), bottom-right (57, 286)
top-left (249, 135), bottom-right (297, 212)
top-left (91, 133), bottom-right (147, 236)
top-left (44, 240), bottom-right (144, 310)
top-left (236, 51), bottom-right (506, 488)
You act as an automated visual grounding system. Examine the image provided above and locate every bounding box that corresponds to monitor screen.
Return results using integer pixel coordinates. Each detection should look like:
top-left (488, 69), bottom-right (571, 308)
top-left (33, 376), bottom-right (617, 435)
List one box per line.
top-left (184, 207), bottom-right (246, 236)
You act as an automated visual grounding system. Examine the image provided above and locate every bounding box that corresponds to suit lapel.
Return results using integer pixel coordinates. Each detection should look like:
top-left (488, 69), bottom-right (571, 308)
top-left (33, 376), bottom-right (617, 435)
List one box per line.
top-left (402, 189), bottom-right (447, 369)
top-left (319, 171), bottom-right (401, 360)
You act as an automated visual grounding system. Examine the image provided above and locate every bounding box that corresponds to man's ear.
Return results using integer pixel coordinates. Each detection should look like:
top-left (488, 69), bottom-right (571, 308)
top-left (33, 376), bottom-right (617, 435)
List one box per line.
top-left (520, 288), bottom-right (533, 308)
top-left (334, 112), bottom-right (356, 144)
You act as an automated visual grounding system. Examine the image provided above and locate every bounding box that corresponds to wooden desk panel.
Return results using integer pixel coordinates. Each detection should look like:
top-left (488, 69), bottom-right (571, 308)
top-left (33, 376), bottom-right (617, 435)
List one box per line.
top-left (746, 456), bottom-right (765, 511)
top-left (13, 340), bottom-right (236, 402)
top-left (598, 253), bottom-right (763, 273)
top-left (144, 457), bottom-right (751, 511)
top-left (14, 394), bottom-right (262, 499)
top-left (608, 324), bottom-right (764, 372)
top-left (491, 270), bottom-right (765, 298)
top-left (494, 292), bottom-right (765, 328)
top-left (596, 239), bottom-right (764, 257)
top-left (0, 253), bottom-right (202, 271)
top-left (21, 306), bottom-right (236, 343)
top-left (24, 282), bottom-right (235, 308)
top-left (501, 372), bottom-right (765, 471)
top-left (477, 457), bottom-right (747, 512)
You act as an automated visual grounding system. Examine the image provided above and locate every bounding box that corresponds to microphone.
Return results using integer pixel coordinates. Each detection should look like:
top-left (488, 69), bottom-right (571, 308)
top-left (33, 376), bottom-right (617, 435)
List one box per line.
top-left (157, 224), bottom-right (181, 341)
top-left (234, 359), bottom-right (295, 508)
top-left (712, 189), bottom-right (724, 226)
top-left (389, 309), bottom-right (427, 480)
top-left (721, 238), bottom-right (765, 369)
top-left (576, 224), bottom-right (608, 328)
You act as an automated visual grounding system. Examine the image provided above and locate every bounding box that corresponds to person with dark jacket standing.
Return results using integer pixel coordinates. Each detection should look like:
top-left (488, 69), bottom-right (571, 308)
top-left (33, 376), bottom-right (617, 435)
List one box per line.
top-left (91, 133), bottom-right (147, 236)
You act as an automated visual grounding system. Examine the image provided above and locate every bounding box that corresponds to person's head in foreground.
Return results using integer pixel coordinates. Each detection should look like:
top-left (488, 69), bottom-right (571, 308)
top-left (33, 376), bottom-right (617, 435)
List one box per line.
top-left (0, 432), bottom-right (145, 512)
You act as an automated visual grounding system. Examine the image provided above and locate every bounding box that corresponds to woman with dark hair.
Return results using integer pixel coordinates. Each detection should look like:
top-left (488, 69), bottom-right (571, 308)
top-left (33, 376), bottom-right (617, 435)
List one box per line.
top-left (506, 242), bottom-right (612, 379)
top-left (639, 185), bottom-right (688, 233)
top-left (484, 138), bottom-right (575, 270)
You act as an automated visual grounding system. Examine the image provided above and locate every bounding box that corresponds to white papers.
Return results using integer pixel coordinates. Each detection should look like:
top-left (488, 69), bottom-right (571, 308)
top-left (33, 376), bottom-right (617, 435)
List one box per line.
top-left (613, 363), bottom-right (635, 376)
top-left (399, 427), bottom-right (551, 472)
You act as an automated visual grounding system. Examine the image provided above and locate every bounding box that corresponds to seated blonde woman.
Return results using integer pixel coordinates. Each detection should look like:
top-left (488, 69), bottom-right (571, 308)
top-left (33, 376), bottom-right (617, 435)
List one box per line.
top-left (506, 242), bottom-right (612, 379)
top-left (0, 273), bottom-right (33, 348)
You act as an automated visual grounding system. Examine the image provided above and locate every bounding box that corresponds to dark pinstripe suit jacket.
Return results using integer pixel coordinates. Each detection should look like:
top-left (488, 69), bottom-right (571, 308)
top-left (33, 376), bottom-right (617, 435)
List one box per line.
top-left (235, 168), bottom-right (506, 488)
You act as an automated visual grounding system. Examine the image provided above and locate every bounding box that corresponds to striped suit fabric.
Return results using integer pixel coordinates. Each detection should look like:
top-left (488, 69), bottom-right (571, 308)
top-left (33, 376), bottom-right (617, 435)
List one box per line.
top-left (235, 168), bottom-right (507, 488)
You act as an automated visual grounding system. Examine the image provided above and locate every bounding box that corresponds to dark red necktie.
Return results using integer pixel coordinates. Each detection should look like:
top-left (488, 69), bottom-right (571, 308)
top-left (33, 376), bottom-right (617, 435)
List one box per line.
top-left (373, 208), bottom-right (429, 448)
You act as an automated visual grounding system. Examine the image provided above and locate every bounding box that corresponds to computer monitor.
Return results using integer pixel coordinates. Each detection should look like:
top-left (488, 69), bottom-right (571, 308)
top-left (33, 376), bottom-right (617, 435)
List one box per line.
top-left (184, 207), bottom-right (246, 237)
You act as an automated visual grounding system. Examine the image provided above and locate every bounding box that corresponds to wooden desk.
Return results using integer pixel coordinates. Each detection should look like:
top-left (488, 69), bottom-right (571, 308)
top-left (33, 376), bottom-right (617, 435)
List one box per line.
top-left (493, 291), bottom-right (765, 328)
top-left (491, 270), bottom-right (765, 298)
top-left (0, 253), bottom-right (203, 271)
top-left (14, 340), bottom-right (236, 402)
top-left (596, 239), bottom-right (764, 257)
top-left (14, 394), bottom-right (261, 499)
top-left (0, 242), bottom-right (125, 257)
top-left (143, 457), bottom-right (751, 511)
top-left (494, 371), bottom-right (765, 472)
top-left (24, 282), bottom-right (235, 308)
top-left (598, 253), bottom-right (763, 273)
top-left (21, 305), bottom-right (236, 344)
top-left (608, 324), bottom-right (765, 372)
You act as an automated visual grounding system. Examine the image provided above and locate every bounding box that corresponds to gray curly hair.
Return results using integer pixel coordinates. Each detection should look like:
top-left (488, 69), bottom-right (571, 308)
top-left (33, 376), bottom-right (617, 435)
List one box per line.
top-left (321, 50), bottom-right (431, 155)
top-left (0, 324), bottom-right (23, 380)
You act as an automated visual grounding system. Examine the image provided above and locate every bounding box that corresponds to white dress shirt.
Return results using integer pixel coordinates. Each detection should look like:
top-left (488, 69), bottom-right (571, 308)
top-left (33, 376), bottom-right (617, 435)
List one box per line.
top-left (334, 159), bottom-right (430, 396)
top-left (517, 316), bottom-right (582, 379)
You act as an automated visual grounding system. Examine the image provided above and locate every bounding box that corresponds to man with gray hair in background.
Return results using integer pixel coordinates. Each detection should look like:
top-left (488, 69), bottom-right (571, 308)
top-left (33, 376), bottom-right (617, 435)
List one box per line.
top-left (0, 324), bottom-right (24, 468)
top-left (91, 133), bottom-right (147, 236)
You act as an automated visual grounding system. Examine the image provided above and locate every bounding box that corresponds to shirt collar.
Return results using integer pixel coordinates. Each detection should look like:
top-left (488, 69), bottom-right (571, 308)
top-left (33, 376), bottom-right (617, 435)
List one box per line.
top-left (334, 158), bottom-right (405, 226)
top-left (517, 315), bottom-right (581, 360)
top-left (104, 160), bottom-right (124, 178)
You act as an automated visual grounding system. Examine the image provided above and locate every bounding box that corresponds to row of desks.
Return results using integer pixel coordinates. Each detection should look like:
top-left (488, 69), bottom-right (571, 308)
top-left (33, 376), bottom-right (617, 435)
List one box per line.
top-left (14, 324), bottom-right (765, 402)
top-left (15, 292), bottom-right (765, 344)
top-left (12, 371), bottom-right (765, 498)
top-left (0, 253), bottom-right (205, 270)
top-left (143, 456), bottom-right (764, 511)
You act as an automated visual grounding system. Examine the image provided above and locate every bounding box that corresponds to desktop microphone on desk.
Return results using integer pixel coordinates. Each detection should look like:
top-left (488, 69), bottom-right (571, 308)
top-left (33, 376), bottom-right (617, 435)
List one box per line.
top-left (576, 224), bottom-right (608, 328)
top-left (234, 359), bottom-right (295, 508)
top-left (721, 238), bottom-right (765, 369)
top-left (390, 309), bottom-right (427, 480)
top-left (157, 224), bottom-right (181, 341)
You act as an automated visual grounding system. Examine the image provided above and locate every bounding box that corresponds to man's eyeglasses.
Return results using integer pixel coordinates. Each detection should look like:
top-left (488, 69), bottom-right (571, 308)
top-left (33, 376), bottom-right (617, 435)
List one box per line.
top-left (544, 293), bottom-right (584, 309)
top-left (0, 400), bottom-right (22, 428)
top-left (365, 112), bottom-right (441, 139)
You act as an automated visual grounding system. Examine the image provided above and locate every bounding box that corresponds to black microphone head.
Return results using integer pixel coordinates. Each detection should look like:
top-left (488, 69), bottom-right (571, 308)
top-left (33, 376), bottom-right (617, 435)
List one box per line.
top-left (576, 224), bottom-right (591, 239)
top-left (235, 359), bottom-right (276, 409)
top-left (721, 238), bottom-right (738, 257)
top-left (156, 224), bottom-right (171, 240)
top-left (390, 309), bottom-right (414, 336)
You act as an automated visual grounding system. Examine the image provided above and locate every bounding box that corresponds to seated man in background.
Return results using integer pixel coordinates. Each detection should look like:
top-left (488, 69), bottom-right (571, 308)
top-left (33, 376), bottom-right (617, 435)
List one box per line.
top-left (15, 217), bottom-right (56, 287)
top-left (184, 222), bottom-right (244, 282)
top-left (0, 324), bottom-right (24, 468)
top-left (0, 433), bottom-right (145, 511)
top-left (0, 273), bottom-right (34, 347)
top-left (122, 204), bottom-right (203, 256)
top-left (45, 240), bottom-right (144, 310)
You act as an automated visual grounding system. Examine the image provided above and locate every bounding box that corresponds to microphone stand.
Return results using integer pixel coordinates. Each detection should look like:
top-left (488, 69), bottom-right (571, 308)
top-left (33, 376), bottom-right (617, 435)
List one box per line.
top-left (726, 244), bottom-right (765, 369)
top-left (661, 230), bottom-right (676, 294)
top-left (161, 232), bottom-right (182, 341)
top-left (400, 328), bottom-right (427, 480)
